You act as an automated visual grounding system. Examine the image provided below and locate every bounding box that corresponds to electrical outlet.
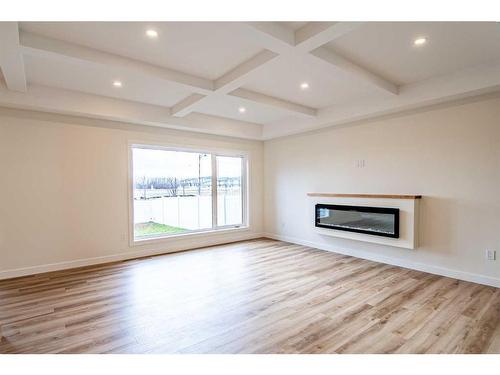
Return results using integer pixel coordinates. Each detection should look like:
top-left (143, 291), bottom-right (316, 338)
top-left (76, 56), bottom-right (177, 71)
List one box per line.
top-left (486, 249), bottom-right (496, 261)
top-left (355, 159), bottom-right (366, 168)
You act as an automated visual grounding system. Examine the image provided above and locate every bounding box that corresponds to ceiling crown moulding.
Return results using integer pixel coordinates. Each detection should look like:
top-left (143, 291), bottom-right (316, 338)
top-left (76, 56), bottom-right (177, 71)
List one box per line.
top-left (0, 22), bottom-right (27, 92)
top-left (0, 22), bottom-right (499, 140)
top-left (262, 61), bottom-right (500, 139)
top-left (0, 83), bottom-right (264, 140)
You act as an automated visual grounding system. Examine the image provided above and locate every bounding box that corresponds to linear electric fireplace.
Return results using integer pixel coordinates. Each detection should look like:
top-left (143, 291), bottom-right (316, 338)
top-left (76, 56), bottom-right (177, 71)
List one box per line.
top-left (315, 204), bottom-right (399, 238)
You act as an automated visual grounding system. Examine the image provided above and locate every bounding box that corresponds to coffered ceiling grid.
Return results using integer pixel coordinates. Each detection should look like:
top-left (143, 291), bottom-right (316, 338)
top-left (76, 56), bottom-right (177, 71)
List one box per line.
top-left (0, 21), bottom-right (499, 139)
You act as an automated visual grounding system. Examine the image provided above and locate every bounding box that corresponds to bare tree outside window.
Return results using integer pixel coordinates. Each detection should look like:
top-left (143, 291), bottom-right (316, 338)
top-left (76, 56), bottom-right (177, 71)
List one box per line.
top-left (165, 177), bottom-right (179, 197)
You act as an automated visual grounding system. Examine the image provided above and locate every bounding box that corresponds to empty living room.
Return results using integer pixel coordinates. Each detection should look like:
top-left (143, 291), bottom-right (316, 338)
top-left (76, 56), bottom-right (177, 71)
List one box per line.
top-left (1, 0), bottom-right (500, 372)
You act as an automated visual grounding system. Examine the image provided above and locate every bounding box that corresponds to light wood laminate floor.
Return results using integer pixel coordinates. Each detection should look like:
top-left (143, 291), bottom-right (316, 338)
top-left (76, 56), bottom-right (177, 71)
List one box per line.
top-left (1, 239), bottom-right (499, 354)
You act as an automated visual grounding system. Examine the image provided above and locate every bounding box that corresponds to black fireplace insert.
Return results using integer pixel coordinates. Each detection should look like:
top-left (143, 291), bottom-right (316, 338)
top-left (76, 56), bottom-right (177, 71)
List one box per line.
top-left (315, 204), bottom-right (399, 238)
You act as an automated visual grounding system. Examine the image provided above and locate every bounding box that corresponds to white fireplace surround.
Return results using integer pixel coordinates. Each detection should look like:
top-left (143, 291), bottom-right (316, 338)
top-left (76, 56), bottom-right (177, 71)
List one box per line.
top-left (307, 194), bottom-right (421, 249)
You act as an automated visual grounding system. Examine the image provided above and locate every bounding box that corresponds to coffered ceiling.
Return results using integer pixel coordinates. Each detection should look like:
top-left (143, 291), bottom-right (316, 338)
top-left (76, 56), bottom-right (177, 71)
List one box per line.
top-left (1, 22), bottom-right (499, 139)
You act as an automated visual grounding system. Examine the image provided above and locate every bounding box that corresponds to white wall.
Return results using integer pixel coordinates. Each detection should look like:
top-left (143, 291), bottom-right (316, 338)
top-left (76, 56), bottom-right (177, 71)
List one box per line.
top-left (264, 95), bottom-right (500, 287)
top-left (1, 94), bottom-right (499, 287)
top-left (0, 108), bottom-right (264, 278)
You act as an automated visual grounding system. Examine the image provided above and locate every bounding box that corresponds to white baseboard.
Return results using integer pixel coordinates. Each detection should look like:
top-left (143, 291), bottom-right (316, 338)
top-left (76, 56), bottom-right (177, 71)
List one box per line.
top-left (263, 232), bottom-right (500, 288)
top-left (3, 231), bottom-right (499, 289)
top-left (0, 232), bottom-right (264, 280)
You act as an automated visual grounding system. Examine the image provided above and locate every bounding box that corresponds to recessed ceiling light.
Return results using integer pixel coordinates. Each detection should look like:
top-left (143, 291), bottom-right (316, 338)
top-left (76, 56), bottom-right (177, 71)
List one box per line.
top-left (146, 29), bottom-right (158, 38)
top-left (300, 82), bottom-right (310, 90)
top-left (238, 106), bottom-right (246, 113)
top-left (414, 37), bottom-right (427, 46)
top-left (113, 80), bottom-right (122, 87)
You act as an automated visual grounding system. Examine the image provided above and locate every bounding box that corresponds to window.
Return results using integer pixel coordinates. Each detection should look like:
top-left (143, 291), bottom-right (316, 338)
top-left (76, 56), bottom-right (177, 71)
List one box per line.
top-left (217, 156), bottom-right (243, 227)
top-left (131, 145), bottom-right (246, 241)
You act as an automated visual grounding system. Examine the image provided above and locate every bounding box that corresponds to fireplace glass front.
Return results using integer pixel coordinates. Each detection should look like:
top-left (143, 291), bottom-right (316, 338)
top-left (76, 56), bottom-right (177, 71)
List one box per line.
top-left (315, 204), bottom-right (399, 238)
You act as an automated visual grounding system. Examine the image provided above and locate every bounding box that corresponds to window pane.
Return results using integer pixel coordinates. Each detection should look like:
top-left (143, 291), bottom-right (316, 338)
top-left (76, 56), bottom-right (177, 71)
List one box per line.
top-left (217, 156), bottom-right (243, 226)
top-left (133, 148), bottom-right (212, 239)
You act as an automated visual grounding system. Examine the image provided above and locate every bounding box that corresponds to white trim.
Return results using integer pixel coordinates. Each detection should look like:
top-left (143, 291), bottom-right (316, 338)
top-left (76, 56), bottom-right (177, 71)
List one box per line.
top-left (214, 153), bottom-right (247, 228)
top-left (211, 153), bottom-right (218, 228)
top-left (132, 226), bottom-right (251, 246)
top-left (242, 156), bottom-right (249, 227)
top-left (0, 232), bottom-right (264, 280)
top-left (263, 233), bottom-right (500, 288)
top-left (128, 139), bottom-right (250, 159)
top-left (128, 144), bottom-right (135, 247)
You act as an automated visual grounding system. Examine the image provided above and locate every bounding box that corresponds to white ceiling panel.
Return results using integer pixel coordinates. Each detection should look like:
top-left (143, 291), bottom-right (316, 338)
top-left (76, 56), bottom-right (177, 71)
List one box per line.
top-left (19, 22), bottom-right (264, 80)
top-left (24, 54), bottom-right (191, 107)
top-left (242, 54), bottom-right (383, 109)
top-left (194, 94), bottom-right (293, 124)
top-left (327, 22), bottom-right (500, 85)
top-left (279, 22), bottom-right (308, 31)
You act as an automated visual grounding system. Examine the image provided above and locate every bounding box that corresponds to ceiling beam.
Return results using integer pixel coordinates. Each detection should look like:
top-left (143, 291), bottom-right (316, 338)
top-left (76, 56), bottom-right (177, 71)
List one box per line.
top-left (171, 93), bottom-right (206, 117)
top-left (294, 22), bottom-right (362, 52)
top-left (242, 22), bottom-right (398, 95)
top-left (214, 50), bottom-right (278, 92)
top-left (243, 22), bottom-right (361, 55)
top-left (310, 47), bottom-right (399, 95)
top-left (243, 22), bottom-right (295, 54)
top-left (172, 50), bottom-right (279, 117)
top-left (19, 31), bottom-right (213, 94)
top-left (0, 22), bottom-right (27, 92)
top-left (229, 88), bottom-right (317, 117)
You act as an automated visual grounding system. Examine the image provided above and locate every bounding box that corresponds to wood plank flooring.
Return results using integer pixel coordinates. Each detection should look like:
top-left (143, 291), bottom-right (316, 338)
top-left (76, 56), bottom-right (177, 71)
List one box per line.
top-left (1, 239), bottom-right (499, 354)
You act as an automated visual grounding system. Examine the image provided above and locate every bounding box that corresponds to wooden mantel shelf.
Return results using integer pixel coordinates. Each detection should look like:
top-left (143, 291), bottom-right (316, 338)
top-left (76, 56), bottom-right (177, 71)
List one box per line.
top-left (307, 193), bottom-right (422, 199)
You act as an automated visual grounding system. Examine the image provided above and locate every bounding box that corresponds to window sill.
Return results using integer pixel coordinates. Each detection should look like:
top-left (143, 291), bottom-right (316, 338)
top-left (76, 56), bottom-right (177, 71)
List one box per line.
top-left (131, 225), bottom-right (250, 246)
